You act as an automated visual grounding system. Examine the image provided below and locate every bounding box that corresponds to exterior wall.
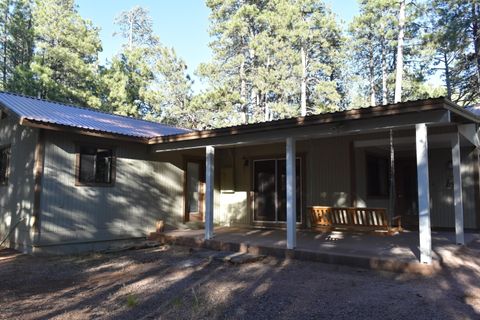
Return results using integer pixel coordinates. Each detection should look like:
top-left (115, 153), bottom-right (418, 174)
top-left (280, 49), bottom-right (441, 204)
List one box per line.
top-left (0, 114), bottom-right (38, 252)
top-left (37, 131), bottom-right (186, 252)
top-left (306, 137), bottom-right (352, 208)
top-left (216, 142), bottom-right (311, 226)
top-left (428, 147), bottom-right (478, 229)
top-left (219, 133), bottom-right (479, 230)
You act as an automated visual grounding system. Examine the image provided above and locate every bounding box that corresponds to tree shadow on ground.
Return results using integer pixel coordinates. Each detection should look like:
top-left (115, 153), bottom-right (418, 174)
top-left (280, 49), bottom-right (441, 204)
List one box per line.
top-left (0, 243), bottom-right (479, 320)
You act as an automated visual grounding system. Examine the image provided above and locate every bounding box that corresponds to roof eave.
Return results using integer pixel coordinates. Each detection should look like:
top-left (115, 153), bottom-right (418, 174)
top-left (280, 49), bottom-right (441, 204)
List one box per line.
top-left (147, 97), bottom-right (452, 145)
top-left (442, 99), bottom-right (480, 123)
top-left (21, 118), bottom-right (151, 144)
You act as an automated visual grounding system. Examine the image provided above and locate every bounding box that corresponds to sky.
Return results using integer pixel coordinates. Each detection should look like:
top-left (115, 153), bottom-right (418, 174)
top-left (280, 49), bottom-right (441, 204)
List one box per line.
top-left (76, 0), bottom-right (360, 90)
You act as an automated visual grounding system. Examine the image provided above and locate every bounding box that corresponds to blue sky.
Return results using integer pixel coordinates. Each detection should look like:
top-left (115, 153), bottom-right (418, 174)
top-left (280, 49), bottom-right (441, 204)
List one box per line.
top-left (77, 0), bottom-right (359, 89)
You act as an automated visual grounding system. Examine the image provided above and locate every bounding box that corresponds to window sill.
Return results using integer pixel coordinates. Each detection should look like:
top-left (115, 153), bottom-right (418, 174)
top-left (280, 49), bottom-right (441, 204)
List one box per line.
top-left (75, 182), bottom-right (115, 188)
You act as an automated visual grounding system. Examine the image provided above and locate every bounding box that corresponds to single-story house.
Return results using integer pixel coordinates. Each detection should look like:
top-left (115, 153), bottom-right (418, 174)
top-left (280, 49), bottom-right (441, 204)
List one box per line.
top-left (0, 91), bottom-right (479, 264)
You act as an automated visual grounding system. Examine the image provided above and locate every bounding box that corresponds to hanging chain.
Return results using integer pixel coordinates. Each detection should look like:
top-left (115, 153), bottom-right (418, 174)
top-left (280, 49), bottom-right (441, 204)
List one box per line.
top-left (389, 129), bottom-right (396, 222)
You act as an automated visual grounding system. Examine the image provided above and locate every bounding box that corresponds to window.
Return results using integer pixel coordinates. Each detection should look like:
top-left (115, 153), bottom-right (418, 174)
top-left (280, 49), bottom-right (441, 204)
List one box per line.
top-left (0, 146), bottom-right (10, 185)
top-left (366, 153), bottom-right (389, 197)
top-left (76, 145), bottom-right (114, 185)
top-left (253, 158), bottom-right (302, 223)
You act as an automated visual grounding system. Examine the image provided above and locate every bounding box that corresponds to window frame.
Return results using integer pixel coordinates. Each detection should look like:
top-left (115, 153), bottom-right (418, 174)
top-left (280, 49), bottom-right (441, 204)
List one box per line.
top-left (365, 151), bottom-right (390, 199)
top-left (75, 143), bottom-right (116, 187)
top-left (0, 144), bottom-right (11, 186)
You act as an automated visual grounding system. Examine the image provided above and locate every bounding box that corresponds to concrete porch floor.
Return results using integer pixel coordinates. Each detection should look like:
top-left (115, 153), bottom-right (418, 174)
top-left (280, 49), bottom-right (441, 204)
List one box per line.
top-left (151, 227), bottom-right (480, 274)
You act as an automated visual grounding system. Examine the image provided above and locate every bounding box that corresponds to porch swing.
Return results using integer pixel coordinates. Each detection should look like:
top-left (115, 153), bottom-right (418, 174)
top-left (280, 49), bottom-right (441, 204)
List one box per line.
top-left (308, 130), bottom-right (403, 234)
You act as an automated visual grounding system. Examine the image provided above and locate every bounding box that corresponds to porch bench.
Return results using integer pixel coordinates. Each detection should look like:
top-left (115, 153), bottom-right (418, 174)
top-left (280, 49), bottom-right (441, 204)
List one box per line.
top-left (308, 206), bottom-right (402, 233)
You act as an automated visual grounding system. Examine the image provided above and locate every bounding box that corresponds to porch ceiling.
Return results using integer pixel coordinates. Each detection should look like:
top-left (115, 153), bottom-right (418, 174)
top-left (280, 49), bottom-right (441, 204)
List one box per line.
top-left (151, 108), bottom-right (456, 153)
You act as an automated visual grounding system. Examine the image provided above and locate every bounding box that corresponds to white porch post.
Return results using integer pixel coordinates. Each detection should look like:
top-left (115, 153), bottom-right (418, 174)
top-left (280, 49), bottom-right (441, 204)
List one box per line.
top-left (451, 131), bottom-right (465, 245)
top-left (416, 123), bottom-right (432, 264)
top-left (205, 146), bottom-right (215, 240)
top-left (286, 137), bottom-right (296, 249)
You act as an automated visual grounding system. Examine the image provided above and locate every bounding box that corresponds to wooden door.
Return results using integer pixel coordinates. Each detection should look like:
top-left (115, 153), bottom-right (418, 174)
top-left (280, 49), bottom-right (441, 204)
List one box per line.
top-left (185, 160), bottom-right (205, 222)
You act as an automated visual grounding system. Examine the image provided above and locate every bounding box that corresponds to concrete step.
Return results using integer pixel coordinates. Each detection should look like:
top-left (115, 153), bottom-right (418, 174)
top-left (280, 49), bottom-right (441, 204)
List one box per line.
top-left (152, 231), bottom-right (440, 275)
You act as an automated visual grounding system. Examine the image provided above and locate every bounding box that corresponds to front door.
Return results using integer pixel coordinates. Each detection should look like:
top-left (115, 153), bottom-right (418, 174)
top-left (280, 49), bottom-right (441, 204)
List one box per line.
top-left (185, 160), bottom-right (205, 222)
top-left (253, 158), bottom-right (302, 224)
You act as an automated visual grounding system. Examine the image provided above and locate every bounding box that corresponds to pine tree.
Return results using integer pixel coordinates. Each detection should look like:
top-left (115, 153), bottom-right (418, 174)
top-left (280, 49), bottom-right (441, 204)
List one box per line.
top-left (0, 0), bottom-right (34, 92)
top-left (104, 6), bottom-right (196, 126)
top-left (7, 0), bottom-right (34, 94)
top-left (31, 0), bottom-right (102, 107)
top-left (100, 49), bottom-right (153, 116)
top-left (274, 0), bottom-right (344, 115)
top-left (201, 0), bottom-right (344, 123)
top-left (426, 0), bottom-right (480, 106)
top-left (348, 0), bottom-right (430, 107)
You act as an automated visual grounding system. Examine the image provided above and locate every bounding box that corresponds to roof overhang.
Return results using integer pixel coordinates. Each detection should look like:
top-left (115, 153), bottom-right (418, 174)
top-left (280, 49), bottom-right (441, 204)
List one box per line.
top-left (20, 118), bottom-right (151, 143)
top-left (150, 98), bottom-right (478, 153)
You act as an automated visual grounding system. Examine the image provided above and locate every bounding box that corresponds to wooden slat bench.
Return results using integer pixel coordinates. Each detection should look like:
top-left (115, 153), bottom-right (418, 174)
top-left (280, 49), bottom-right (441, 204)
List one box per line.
top-left (308, 206), bottom-right (402, 233)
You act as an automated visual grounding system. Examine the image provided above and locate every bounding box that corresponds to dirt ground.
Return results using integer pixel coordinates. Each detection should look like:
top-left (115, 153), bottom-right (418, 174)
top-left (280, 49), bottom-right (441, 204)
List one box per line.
top-left (0, 242), bottom-right (479, 320)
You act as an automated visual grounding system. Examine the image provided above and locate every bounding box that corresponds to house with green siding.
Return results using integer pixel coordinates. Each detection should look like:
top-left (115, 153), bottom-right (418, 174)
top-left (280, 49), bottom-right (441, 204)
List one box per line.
top-left (0, 91), bottom-right (479, 264)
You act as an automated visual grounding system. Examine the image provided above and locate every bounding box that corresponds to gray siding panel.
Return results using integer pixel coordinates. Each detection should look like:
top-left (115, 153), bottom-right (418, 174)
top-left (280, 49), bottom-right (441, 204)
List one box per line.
top-left (39, 131), bottom-right (184, 246)
top-left (306, 137), bottom-right (351, 208)
top-left (0, 115), bottom-right (37, 252)
top-left (421, 148), bottom-right (476, 229)
top-left (429, 148), bottom-right (454, 228)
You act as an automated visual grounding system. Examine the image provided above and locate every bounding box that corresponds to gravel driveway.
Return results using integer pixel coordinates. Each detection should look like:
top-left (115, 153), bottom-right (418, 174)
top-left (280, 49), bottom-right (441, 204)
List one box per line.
top-left (0, 242), bottom-right (479, 320)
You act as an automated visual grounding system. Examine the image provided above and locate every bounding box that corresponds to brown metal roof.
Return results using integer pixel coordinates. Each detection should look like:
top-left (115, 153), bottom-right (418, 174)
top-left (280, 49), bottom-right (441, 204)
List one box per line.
top-left (0, 91), bottom-right (191, 139)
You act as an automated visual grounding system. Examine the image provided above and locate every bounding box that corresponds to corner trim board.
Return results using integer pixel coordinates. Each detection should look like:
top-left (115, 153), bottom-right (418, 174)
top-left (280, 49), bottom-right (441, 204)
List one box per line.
top-left (33, 129), bottom-right (45, 232)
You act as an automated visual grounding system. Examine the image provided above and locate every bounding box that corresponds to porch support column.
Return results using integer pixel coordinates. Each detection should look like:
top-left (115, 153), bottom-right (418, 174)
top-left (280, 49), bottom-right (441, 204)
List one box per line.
top-left (286, 137), bottom-right (296, 249)
top-left (416, 123), bottom-right (432, 264)
top-left (205, 146), bottom-right (215, 240)
top-left (451, 131), bottom-right (465, 245)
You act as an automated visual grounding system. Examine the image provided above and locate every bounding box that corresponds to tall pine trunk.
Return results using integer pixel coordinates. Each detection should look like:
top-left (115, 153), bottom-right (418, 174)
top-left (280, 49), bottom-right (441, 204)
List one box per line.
top-left (2, 0), bottom-right (9, 89)
top-left (381, 39), bottom-right (388, 105)
top-left (443, 52), bottom-right (452, 100)
top-left (369, 44), bottom-right (376, 106)
top-left (240, 58), bottom-right (248, 124)
top-left (300, 45), bottom-right (307, 116)
top-left (394, 0), bottom-right (405, 103)
top-left (472, 2), bottom-right (480, 92)
top-left (128, 13), bottom-right (133, 50)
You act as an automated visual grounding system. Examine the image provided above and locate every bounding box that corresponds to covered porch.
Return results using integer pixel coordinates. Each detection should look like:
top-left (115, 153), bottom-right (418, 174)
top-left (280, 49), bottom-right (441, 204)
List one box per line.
top-left (150, 98), bottom-right (480, 265)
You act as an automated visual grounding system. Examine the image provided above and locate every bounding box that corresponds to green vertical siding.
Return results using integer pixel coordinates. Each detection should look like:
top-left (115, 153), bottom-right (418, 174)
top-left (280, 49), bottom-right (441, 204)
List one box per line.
top-left (38, 131), bottom-right (185, 247)
top-left (0, 115), bottom-right (38, 252)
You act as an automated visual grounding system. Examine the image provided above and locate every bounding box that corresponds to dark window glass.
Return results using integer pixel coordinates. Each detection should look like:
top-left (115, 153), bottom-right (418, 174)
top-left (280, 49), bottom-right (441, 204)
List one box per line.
top-left (253, 158), bottom-right (302, 223)
top-left (0, 146), bottom-right (10, 184)
top-left (253, 160), bottom-right (276, 222)
top-left (277, 159), bottom-right (302, 222)
top-left (78, 146), bottom-right (113, 184)
top-left (366, 153), bottom-right (389, 197)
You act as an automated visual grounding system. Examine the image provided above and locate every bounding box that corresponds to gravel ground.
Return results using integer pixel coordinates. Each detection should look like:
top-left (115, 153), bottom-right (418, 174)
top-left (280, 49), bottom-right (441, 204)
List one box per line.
top-left (0, 242), bottom-right (479, 320)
